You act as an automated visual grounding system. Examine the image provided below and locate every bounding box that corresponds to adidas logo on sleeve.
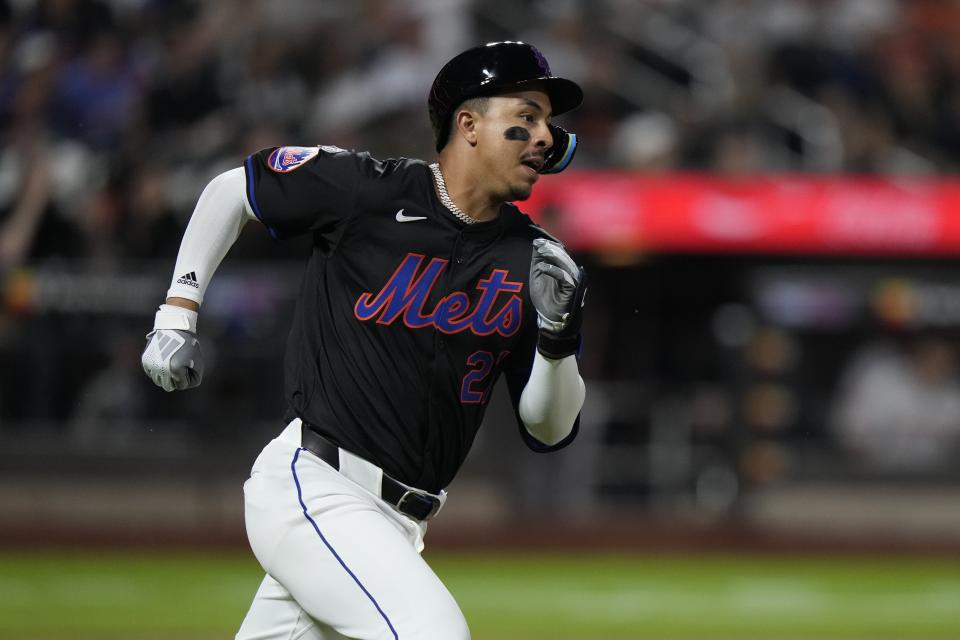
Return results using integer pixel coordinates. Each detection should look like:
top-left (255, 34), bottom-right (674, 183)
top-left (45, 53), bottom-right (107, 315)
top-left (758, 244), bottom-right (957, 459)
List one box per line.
top-left (176, 271), bottom-right (200, 288)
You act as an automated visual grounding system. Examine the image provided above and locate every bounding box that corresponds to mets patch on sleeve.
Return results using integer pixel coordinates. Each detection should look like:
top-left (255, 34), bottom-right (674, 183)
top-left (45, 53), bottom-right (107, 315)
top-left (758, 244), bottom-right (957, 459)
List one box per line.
top-left (267, 146), bottom-right (320, 173)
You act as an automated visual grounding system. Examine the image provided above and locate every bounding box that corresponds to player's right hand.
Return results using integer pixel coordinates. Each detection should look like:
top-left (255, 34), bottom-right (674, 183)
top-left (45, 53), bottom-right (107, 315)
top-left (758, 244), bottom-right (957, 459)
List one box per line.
top-left (141, 304), bottom-right (204, 392)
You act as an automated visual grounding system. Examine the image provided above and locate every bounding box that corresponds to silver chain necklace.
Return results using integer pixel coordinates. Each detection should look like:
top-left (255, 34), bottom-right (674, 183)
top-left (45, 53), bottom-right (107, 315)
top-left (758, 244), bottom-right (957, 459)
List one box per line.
top-left (429, 162), bottom-right (476, 225)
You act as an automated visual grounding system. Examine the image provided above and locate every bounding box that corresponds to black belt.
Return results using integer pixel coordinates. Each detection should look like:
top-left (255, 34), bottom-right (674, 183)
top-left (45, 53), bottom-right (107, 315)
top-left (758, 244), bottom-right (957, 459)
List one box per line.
top-left (300, 422), bottom-right (444, 521)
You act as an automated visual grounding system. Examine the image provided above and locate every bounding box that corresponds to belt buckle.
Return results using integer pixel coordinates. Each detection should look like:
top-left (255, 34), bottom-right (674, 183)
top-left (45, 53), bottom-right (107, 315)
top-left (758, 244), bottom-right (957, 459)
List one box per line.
top-left (397, 489), bottom-right (443, 521)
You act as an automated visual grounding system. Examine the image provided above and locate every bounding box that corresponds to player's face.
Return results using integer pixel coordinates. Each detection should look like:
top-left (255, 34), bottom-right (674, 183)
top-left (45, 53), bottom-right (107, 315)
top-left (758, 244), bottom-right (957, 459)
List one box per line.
top-left (474, 89), bottom-right (554, 202)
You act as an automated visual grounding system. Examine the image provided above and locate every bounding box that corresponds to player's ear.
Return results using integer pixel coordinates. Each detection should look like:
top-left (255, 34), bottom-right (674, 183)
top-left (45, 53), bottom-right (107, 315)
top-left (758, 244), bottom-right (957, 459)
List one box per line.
top-left (454, 109), bottom-right (479, 147)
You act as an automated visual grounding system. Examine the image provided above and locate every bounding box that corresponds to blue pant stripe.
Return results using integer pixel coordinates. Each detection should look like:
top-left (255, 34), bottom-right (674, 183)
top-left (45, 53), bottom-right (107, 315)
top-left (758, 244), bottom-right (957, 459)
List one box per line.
top-left (290, 447), bottom-right (399, 639)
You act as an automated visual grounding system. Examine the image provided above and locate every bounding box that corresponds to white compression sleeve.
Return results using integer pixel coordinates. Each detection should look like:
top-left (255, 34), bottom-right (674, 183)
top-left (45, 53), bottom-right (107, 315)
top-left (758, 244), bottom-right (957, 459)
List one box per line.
top-left (518, 351), bottom-right (586, 446)
top-left (165, 167), bottom-right (257, 304)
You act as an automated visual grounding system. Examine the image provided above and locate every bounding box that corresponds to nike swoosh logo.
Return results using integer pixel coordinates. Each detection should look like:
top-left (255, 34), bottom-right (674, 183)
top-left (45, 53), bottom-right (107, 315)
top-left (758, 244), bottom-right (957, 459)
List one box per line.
top-left (395, 208), bottom-right (427, 223)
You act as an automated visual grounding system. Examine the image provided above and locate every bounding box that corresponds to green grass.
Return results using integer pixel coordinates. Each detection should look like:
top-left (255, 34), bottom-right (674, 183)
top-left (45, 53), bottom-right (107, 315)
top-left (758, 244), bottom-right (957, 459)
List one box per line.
top-left (0, 550), bottom-right (957, 639)
top-left (434, 553), bottom-right (960, 639)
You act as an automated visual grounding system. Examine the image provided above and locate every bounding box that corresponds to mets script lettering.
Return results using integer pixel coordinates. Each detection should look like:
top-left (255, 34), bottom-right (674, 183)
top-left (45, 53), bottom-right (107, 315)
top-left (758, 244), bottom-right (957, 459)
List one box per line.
top-left (354, 253), bottom-right (523, 337)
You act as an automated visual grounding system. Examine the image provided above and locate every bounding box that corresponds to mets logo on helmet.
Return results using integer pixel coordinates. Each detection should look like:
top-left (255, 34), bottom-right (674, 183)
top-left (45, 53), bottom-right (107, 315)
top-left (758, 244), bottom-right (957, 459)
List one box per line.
top-left (531, 46), bottom-right (550, 74)
top-left (267, 146), bottom-right (320, 173)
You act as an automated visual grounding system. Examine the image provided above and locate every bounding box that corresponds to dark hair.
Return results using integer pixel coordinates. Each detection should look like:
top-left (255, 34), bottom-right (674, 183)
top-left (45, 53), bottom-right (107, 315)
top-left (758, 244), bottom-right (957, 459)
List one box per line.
top-left (444, 96), bottom-right (490, 148)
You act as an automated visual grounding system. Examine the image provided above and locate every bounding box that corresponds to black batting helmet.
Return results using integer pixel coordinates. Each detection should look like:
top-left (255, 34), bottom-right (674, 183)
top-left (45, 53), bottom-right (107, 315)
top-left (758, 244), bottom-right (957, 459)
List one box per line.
top-left (428, 41), bottom-right (584, 152)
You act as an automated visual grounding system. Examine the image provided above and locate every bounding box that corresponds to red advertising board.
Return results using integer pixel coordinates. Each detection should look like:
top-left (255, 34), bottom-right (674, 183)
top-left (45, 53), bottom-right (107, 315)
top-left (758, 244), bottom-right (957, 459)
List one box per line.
top-left (524, 173), bottom-right (960, 255)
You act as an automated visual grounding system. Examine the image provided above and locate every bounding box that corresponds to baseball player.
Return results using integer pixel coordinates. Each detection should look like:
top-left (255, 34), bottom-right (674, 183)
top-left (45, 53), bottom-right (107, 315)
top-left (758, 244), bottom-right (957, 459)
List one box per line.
top-left (141, 42), bottom-right (586, 640)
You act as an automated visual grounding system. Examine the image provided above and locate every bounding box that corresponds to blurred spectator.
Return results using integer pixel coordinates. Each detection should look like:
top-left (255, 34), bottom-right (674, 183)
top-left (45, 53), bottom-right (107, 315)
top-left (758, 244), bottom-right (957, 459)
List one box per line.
top-left (50, 25), bottom-right (141, 149)
top-left (0, 138), bottom-right (51, 269)
top-left (307, 1), bottom-right (466, 151)
top-left (0, 136), bottom-right (85, 267)
top-left (69, 332), bottom-right (147, 449)
top-left (117, 162), bottom-right (187, 260)
top-left (609, 110), bottom-right (679, 170)
top-left (831, 335), bottom-right (960, 472)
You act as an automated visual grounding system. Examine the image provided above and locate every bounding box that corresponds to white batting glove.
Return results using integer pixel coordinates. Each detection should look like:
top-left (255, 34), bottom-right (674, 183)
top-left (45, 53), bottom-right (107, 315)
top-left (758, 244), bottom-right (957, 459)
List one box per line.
top-left (141, 304), bottom-right (204, 392)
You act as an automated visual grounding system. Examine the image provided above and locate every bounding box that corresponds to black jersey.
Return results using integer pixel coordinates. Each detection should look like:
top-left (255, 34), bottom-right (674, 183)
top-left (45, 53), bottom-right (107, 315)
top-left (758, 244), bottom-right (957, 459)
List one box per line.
top-left (243, 145), bottom-right (578, 492)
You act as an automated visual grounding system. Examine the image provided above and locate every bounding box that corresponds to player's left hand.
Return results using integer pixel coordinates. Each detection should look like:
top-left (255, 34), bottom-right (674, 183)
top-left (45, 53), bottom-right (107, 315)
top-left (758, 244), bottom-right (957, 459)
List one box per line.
top-left (530, 238), bottom-right (586, 358)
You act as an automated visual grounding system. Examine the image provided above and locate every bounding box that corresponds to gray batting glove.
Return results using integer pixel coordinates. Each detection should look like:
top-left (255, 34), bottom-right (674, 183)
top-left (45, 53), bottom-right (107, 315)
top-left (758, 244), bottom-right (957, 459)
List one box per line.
top-left (530, 238), bottom-right (582, 333)
top-left (141, 304), bottom-right (204, 392)
top-left (530, 238), bottom-right (587, 359)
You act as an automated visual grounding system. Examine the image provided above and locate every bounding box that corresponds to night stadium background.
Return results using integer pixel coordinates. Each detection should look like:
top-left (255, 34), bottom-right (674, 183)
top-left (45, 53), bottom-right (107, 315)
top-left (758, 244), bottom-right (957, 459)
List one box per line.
top-left (1, 1), bottom-right (959, 638)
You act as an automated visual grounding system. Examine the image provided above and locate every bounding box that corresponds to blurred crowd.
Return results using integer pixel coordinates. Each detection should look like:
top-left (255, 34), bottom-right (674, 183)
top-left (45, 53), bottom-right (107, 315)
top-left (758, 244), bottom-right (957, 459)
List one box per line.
top-left (3, 0), bottom-right (960, 508)
top-left (3, 0), bottom-right (960, 269)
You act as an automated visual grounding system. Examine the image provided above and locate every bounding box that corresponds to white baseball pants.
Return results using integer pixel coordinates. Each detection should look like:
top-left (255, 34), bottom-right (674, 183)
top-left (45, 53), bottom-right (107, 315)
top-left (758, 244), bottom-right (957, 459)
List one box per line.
top-left (235, 420), bottom-right (470, 640)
